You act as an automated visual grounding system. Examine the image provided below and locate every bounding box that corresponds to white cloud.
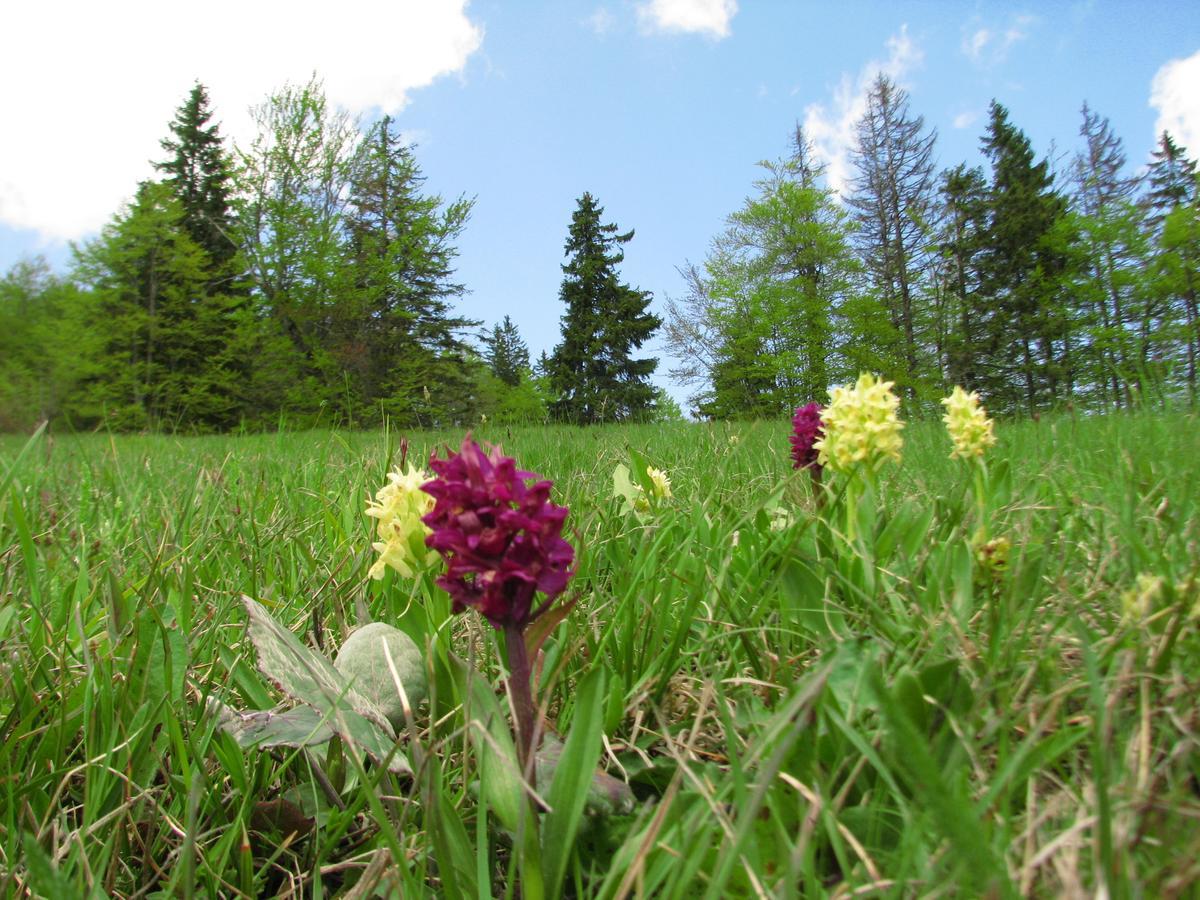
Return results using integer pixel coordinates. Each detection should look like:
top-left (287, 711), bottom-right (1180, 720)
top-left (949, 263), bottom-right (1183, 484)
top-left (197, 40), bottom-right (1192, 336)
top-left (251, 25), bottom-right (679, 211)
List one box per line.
top-left (636, 0), bottom-right (738, 39)
top-left (953, 110), bottom-right (979, 130)
top-left (1151, 49), bottom-right (1200, 154)
top-left (962, 13), bottom-right (1035, 66)
top-left (0, 1), bottom-right (483, 241)
top-left (802, 26), bottom-right (923, 197)
top-left (586, 7), bottom-right (616, 36)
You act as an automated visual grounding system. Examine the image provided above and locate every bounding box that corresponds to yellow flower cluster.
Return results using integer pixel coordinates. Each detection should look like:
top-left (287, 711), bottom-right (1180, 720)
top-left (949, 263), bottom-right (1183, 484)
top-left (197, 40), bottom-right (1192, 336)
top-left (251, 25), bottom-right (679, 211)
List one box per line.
top-left (941, 386), bottom-right (996, 459)
top-left (366, 464), bottom-right (435, 580)
top-left (646, 466), bottom-right (672, 500)
top-left (815, 373), bottom-right (904, 474)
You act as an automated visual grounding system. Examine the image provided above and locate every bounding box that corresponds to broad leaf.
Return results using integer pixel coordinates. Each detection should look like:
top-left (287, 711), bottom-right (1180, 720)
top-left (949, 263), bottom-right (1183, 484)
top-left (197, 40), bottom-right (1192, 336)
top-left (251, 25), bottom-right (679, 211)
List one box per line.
top-left (241, 596), bottom-right (410, 775)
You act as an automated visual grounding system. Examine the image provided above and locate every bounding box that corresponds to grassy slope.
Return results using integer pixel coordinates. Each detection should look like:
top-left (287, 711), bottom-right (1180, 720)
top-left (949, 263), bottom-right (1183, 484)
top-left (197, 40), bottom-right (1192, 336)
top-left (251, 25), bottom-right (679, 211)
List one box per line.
top-left (1, 411), bottom-right (1198, 897)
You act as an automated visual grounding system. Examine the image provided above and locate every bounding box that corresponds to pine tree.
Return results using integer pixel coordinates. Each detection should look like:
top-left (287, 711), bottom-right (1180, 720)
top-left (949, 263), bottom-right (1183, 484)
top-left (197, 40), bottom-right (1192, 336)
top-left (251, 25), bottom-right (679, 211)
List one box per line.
top-left (548, 193), bottom-right (660, 423)
top-left (977, 101), bottom-right (1073, 415)
top-left (931, 164), bottom-right (989, 391)
top-left (156, 83), bottom-right (240, 277)
top-left (73, 182), bottom-right (243, 430)
top-left (339, 115), bottom-right (477, 425)
top-left (482, 315), bottom-right (531, 386)
top-left (1071, 104), bottom-right (1152, 407)
top-left (848, 75), bottom-right (938, 401)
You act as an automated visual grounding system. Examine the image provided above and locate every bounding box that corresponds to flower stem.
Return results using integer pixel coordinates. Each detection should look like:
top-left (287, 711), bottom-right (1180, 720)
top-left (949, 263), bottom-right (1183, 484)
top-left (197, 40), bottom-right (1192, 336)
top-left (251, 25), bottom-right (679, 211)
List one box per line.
top-left (504, 620), bottom-right (539, 780)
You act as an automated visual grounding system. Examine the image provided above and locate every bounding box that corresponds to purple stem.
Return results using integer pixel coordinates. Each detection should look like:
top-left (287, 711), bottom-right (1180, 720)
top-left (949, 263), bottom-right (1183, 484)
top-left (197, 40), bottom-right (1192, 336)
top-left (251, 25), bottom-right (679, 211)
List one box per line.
top-left (504, 620), bottom-right (539, 783)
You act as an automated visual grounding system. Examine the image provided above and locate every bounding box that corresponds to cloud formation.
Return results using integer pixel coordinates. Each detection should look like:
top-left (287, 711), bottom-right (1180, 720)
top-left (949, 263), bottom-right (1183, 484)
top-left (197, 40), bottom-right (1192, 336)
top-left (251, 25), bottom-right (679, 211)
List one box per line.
top-left (586, 7), bottom-right (616, 37)
top-left (802, 26), bottom-right (923, 198)
top-left (1150, 49), bottom-right (1200, 154)
top-left (0, 1), bottom-right (483, 241)
top-left (636, 0), bottom-right (738, 39)
top-left (961, 14), bottom-right (1035, 67)
top-left (953, 110), bottom-right (980, 131)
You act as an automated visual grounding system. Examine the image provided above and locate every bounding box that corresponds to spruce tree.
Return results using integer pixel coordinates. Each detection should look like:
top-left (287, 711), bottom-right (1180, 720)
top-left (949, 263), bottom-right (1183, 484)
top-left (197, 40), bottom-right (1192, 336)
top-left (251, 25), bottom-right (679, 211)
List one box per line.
top-left (339, 115), bottom-right (476, 425)
top-left (548, 193), bottom-right (660, 423)
top-left (977, 101), bottom-right (1073, 414)
top-left (848, 75), bottom-right (938, 401)
top-left (1146, 132), bottom-right (1198, 220)
top-left (932, 164), bottom-right (989, 391)
top-left (73, 182), bottom-right (243, 430)
top-left (483, 315), bottom-right (531, 386)
top-left (156, 83), bottom-right (240, 276)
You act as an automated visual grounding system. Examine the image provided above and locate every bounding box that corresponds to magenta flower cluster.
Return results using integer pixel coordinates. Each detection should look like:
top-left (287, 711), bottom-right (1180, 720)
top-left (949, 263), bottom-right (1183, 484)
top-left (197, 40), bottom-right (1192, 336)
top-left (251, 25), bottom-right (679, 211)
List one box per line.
top-left (421, 438), bottom-right (575, 629)
top-left (790, 402), bottom-right (825, 471)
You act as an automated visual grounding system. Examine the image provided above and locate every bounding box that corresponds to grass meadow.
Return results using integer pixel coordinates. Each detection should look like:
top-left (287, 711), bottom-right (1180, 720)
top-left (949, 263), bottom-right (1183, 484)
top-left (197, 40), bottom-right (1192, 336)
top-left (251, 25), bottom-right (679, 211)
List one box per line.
top-left (1, 411), bottom-right (1199, 897)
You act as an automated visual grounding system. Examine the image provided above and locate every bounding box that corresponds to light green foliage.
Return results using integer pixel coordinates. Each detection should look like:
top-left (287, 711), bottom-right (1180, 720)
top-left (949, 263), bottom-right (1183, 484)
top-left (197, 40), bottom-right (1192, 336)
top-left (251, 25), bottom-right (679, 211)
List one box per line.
top-left (666, 129), bottom-right (879, 418)
top-left (0, 258), bottom-right (100, 430)
top-left (333, 621), bottom-right (427, 729)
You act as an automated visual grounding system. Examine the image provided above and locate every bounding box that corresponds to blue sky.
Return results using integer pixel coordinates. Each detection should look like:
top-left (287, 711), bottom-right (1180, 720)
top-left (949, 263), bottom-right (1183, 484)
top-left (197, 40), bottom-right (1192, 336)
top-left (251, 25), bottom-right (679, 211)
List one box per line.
top-left (2, 1), bottom-right (1198, 405)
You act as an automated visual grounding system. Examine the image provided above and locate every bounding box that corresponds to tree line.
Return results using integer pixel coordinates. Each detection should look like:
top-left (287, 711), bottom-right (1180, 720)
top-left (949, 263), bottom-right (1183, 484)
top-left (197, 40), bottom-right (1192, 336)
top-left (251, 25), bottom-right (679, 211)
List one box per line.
top-left (3, 74), bottom-right (1197, 431)
top-left (665, 76), bottom-right (1200, 419)
top-left (0, 79), bottom-right (664, 432)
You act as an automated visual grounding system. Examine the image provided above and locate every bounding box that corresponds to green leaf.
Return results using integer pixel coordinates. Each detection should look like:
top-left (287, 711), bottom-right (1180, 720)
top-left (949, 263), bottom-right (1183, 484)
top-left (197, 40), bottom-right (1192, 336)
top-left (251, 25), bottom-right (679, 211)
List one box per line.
top-left (541, 667), bottom-right (610, 898)
top-left (333, 622), bottom-right (428, 731)
top-left (241, 596), bottom-right (410, 775)
top-left (207, 697), bottom-right (336, 749)
top-left (452, 654), bottom-right (525, 833)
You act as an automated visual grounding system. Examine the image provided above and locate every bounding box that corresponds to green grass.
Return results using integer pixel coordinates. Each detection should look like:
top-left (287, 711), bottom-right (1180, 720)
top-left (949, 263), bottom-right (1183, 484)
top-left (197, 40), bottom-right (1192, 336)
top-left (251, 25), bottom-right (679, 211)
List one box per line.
top-left (1, 411), bottom-right (1199, 897)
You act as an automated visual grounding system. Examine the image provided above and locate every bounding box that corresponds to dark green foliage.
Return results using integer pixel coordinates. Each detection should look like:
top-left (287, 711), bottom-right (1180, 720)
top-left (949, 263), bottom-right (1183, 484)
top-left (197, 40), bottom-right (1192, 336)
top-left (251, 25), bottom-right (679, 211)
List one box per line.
top-left (72, 182), bottom-right (248, 431)
top-left (975, 101), bottom-right (1075, 415)
top-left (548, 193), bottom-right (660, 423)
top-left (155, 83), bottom-right (240, 276)
top-left (482, 315), bottom-right (531, 387)
top-left (337, 115), bottom-right (478, 427)
top-left (931, 164), bottom-right (989, 392)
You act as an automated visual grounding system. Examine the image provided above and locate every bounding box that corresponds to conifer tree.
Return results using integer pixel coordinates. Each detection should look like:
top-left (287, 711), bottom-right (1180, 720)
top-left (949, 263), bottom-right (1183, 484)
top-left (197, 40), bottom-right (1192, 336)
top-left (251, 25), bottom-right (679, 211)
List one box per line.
top-left (483, 315), bottom-right (531, 386)
top-left (977, 101), bottom-right (1073, 414)
top-left (931, 164), bottom-right (989, 391)
top-left (1146, 132), bottom-right (1198, 221)
top-left (156, 83), bottom-right (240, 276)
top-left (848, 75), bottom-right (938, 400)
top-left (339, 115), bottom-right (476, 425)
top-left (548, 194), bottom-right (660, 423)
top-left (73, 182), bottom-right (243, 430)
